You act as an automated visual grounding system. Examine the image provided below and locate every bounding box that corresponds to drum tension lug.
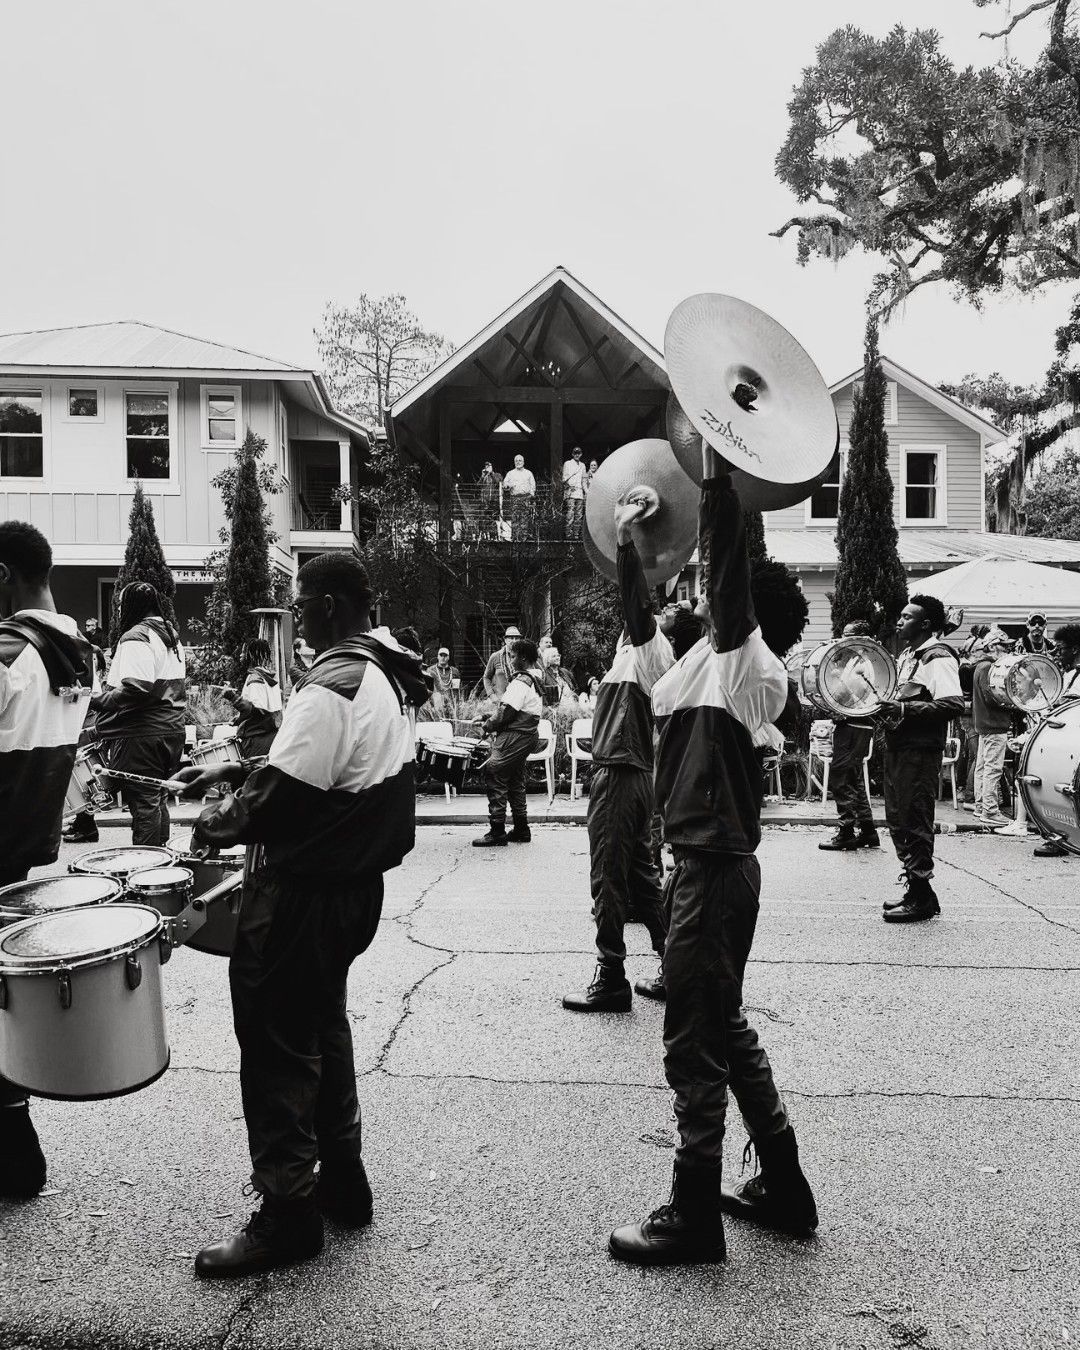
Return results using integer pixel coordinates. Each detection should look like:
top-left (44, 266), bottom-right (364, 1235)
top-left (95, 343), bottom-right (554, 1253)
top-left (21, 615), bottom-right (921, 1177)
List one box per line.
top-left (158, 934), bottom-right (173, 965)
top-left (58, 969), bottom-right (72, 1010)
top-left (125, 953), bottom-right (143, 991)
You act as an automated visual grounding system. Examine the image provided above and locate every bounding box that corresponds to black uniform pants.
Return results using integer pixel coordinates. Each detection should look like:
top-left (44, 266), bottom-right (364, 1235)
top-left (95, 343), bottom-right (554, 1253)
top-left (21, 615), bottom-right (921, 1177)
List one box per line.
top-left (663, 849), bottom-right (788, 1167)
top-left (831, 723), bottom-right (873, 832)
top-left (229, 865), bottom-right (383, 1199)
top-left (587, 765), bottom-right (666, 970)
top-left (484, 732), bottom-right (536, 830)
top-left (884, 746), bottom-right (942, 882)
top-left (103, 734), bottom-right (185, 846)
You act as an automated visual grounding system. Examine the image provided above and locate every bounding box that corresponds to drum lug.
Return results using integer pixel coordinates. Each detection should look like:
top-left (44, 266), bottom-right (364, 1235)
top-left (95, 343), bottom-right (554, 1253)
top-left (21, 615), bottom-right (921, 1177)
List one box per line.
top-left (158, 933), bottom-right (173, 965)
top-left (1017, 775), bottom-right (1042, 787)
top-left (125, 953), bottom-right (143, 991)
top-left (1055, 782), bottom-right (1076, 799)
top-left (0, 974), bottom-right (6, 1011)
top-left (58, 969), bottom-right (72, 1010)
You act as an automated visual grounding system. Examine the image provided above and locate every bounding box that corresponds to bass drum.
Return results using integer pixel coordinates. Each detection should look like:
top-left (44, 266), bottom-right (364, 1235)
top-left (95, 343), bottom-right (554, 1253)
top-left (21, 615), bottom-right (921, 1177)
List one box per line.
top-left (800, 637), bottom-right (897, 719)
top-left (1017, 698), bottom-right (1080, 855)
top-left (0, 875), bottom-right (123, 929)
top-left (988, 653), bottom-right (1062, 714)
top-left (0, 904), bottom-right (170, 1099)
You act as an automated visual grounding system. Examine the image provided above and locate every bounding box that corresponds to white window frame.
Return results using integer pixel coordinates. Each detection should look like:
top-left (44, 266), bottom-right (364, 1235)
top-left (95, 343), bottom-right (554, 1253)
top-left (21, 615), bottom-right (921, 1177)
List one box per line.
top-left (64, 384), bottom-right (105, 423)
top-left (901, 443), bottom-right (947, 526)
top-left (123, 384), bottom-right (179, 486)
top-left (0, 383), bottom-right (49, 483)
top-left (885, 380), bottom-right (899, 426)
top-left (804, 449), bottom-right (847, 525)
top-left (200, 383), bottom-right (243, 451)
top-left (278, 400), bottom-right (290, 481)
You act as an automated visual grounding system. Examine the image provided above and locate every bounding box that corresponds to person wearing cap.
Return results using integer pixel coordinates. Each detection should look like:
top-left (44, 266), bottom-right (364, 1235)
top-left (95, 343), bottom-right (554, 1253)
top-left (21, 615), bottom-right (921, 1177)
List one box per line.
top-left (478, 461), bottom-right (503, 540)
top-left (425, 645), bottom-right (460, 717)
top-left (966, 627), bottom-right (1014, 829)
top-left (562, 446), bottom-right (587, 539)
top-left (1016, 613), bottom-right (1054, 657)
top-left (482, 625), bottom-right (522, 699)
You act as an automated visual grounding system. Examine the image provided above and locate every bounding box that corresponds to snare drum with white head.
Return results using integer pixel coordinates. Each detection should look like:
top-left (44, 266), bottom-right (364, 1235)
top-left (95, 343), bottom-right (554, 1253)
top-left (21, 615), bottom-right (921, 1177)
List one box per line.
top-left (0, 875), bottom-right (122, 929)
top-left (416, 736), bottom-right (486, 789)
top-left (70, 846), bottom-right (175, 885)
top-left (127, 866), bottom-right (194, 918)
top-left (0, 904), bottom-right (170, 1099)
top-left (1017, 697), bottom-right (1080, 855)
top-left (189, 735), bottom-right (242, 769)
top-left (64, 745), bottom-right (113, 818)
top-left (800, 637), bottom-right (897, 719)
top-left (987, 653), bottom-right (1062, 714)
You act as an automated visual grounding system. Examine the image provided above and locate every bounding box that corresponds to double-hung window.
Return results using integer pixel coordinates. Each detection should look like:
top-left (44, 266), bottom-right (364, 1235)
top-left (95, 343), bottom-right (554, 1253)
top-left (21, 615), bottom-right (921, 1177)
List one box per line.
top-left (126, 392), bottom-right (171, 479)
top-left (201, 385), bottom-right (242, 449)
top-left (0, 391), bottom-right (45, 478)
top-left (902, 446), bottom-right (946, 523)
top-left (806, 451), bottom-right (845, 522)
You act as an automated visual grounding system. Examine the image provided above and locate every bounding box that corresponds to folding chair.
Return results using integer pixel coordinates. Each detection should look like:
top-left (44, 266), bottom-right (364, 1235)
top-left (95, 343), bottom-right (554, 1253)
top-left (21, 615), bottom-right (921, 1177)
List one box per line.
top-left (565, 717), bottom-right (593, 800)
top-left (527, 718), bottom-right (556, 803)
top-left (939, 735), bottom-right (960, 810)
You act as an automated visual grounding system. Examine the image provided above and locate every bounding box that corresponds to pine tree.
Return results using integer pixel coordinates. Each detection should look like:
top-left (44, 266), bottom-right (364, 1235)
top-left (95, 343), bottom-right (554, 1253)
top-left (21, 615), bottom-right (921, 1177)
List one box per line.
top-left (832, 314), bottom-right (908, 639)
top-left (743, 508), bottom-right (767, 562)
top-left (217, 430), bottom-right (275, 685)
top-left (110, 483), bottom-right (177, 646)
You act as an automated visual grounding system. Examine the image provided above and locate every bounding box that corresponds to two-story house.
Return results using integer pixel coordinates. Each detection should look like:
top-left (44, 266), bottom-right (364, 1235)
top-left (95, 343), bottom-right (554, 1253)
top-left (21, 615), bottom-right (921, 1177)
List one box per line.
top-left (0, 322), bottom-right (368, 638)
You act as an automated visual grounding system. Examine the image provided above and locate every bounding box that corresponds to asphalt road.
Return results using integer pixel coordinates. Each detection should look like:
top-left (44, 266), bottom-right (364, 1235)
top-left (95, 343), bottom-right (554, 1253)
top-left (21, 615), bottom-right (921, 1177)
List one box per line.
top-left (1, 826), bottom-right (1077, 1350)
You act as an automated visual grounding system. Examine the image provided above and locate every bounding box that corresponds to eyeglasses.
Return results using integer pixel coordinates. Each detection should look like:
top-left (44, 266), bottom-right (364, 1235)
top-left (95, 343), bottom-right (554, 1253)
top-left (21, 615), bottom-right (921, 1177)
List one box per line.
top-left (289, 596), bottom-right (325, 621)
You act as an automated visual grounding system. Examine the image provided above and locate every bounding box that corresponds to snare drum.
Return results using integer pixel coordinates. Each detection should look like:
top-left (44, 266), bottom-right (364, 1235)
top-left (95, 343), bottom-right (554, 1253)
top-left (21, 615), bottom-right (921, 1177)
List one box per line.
top-left (801, 637), bottom-right (897, 719)
top-left (127, 866), bottom-right (194, 918)
top-left (0, 875), bottom-right (123, 929)
top-left (171, 853), bottom-right (245, 956)
top-left (64, 745), bottom-right (113, 818)
top-left (70, 846), bottom-right (175, 885)
top-left (988, 653), bottom-right (1063, 714)
top-left (417, 736), bottom-right (485, 788)
top-left (189, 735), bottom-right (242, 769)
top-left (0, 904), bottom-right (170, 1099)
top-left (1017, 698), bottom-right (1080, 855)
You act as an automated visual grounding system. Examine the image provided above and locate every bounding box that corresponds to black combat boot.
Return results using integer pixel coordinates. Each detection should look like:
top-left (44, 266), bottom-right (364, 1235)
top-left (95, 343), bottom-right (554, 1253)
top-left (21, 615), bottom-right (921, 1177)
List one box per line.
top-left (883, 875), bottom-right (940, 923)
top-left (62, 813), bottom-right (99, 844)
top-left (0, 1101), bottom-right (47, 1199)
top-left (472, 826), bottom-right (508, 848)
top-left (855, 825), bottom-right (881, 849)
top-left (818, 827), bottom-right (859, 851)
top-left (634, 961), bottom-right (666, 1002)
top-left (506, 820), bottom-right (532, 842)
top-left (316, 1156), bottom-right (373, 1228)
top-left (609, 1162), bottom-right (726, 1265)
top-left (562, 963), bottom-right (632, 1013)
top-left (194, 1193), bottom-right (324, 1278)
top-left (721, 1128), bottom-right (818, 1236)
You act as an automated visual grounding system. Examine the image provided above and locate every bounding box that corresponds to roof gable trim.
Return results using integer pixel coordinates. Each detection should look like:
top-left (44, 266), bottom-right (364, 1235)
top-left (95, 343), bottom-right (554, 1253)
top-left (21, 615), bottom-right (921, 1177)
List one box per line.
top-left (830, 356), bottom-right (1004, 442)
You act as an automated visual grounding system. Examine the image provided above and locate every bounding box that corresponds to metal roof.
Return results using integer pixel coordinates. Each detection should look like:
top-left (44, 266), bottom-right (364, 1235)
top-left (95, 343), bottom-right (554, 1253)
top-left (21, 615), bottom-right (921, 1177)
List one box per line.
top-left (763, 528), bottom-right (1080, 571)
top-left (0, 321), bottom-right (304, 373)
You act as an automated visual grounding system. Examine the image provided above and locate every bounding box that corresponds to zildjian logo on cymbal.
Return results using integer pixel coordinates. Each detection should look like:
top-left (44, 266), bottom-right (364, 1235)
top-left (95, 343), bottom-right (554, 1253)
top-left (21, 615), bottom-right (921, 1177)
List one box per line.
top-left (700, 409), bottom-right (759, 461)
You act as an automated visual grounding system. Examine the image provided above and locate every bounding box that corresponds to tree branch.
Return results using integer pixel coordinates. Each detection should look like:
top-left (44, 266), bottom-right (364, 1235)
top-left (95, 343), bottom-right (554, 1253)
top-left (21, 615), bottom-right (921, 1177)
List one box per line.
top-left (980, 0), bottom-right (1055, 39)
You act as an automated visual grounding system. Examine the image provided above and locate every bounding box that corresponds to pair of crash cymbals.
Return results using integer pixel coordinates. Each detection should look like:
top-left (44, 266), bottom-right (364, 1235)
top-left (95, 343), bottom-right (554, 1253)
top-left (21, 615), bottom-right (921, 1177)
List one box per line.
top-left (584, 294), bottom-right (838, 587)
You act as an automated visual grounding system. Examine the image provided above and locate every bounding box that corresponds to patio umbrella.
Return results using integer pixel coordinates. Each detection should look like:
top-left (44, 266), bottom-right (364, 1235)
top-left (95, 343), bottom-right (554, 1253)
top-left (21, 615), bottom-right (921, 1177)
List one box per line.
top-left (913, 557), bottom-right (1080, 627)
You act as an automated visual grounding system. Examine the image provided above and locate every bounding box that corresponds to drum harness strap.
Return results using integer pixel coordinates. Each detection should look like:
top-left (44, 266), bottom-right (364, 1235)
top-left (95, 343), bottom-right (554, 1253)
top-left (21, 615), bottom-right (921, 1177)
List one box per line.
top-left (0, 617), bottom-right (93, 700)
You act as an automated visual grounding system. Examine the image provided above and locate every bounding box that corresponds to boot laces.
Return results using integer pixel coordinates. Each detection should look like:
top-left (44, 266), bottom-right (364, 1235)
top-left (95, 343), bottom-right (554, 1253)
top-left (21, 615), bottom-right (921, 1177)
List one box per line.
top-left (740, 1138), bottom-right (760, 1176)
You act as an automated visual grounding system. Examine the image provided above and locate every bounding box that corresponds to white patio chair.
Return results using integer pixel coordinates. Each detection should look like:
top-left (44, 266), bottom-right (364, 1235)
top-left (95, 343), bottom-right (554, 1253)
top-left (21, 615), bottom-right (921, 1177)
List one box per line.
top-left (940, 734), bottom-right (960, 810)
top-left (416, 720), bottom-right (455, 802)
top-left (862, 735), bottom-right (874, 803)
top-left (807, 720), bottom-right (834, 802)
top-left (527, 717), bottom-right (556, 803)
top-left (565, 717), bottom-right (593, 801)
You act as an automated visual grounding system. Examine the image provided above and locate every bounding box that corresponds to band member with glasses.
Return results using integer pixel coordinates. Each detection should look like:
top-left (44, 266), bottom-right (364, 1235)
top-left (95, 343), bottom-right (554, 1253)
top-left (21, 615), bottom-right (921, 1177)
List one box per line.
top-left (609, 460), bottom-right (815, 1267)
top-left (174, 553), bottom-right (430, 1278)
top-left (0, 521), bottom-right (94, 1200)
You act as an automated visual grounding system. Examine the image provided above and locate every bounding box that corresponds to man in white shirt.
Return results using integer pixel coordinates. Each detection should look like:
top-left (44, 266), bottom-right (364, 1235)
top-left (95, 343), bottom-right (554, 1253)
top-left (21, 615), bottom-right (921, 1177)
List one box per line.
top-left (474, 638), bottom-right (542, 846)
top-left (502, 454), bottom-right (536, 542)
top-left (562, 446), bottom-right (586, 539)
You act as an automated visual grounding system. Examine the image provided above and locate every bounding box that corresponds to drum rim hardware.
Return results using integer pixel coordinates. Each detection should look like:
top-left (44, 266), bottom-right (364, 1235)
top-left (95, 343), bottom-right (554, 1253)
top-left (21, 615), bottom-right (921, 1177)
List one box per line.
top-left (800, 636), bottom-right (898, 719)
top-left (0, 903), bottom-right (165, 978)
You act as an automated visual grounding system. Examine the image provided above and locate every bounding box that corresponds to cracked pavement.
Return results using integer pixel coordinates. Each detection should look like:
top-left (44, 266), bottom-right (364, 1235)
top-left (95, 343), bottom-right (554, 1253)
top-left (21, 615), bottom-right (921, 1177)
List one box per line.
top-left (1, 826), bottom-right (1078, 1349)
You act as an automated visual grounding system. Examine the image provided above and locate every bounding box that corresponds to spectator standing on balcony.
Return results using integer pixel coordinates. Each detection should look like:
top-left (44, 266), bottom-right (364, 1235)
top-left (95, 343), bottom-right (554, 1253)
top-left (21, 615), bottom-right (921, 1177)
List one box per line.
top-left (482, 625), bottom-right (522, 700)
top-left (425, 646), bottom-right (460, 718)
top-left (584, 457), bottom-right (600, 496)
top-left (478, 461), bottom-right (503, 540)
top-left (503, 454), bottom-right (536, 542)
top-left (562, 446), bottom-right (587, 539)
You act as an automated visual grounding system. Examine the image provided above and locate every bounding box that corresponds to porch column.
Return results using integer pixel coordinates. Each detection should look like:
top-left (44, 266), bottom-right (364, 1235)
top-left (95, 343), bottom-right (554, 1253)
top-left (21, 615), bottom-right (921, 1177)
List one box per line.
top-left (438, 400), bottom-right (452, 539)
top-left (338, 439), bottom-right (351, 532)
top-left (549, 396), bottom-right (563, 480)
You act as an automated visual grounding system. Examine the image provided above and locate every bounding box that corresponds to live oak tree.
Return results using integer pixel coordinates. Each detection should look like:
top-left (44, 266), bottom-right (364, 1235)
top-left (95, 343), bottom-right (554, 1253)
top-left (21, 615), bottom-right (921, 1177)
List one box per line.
top-left (316, 294), bottom-right (450, 428)
top-left (774, 2), bottom-right (1080, 509)
top-left (109, 482), bottom-right (177, 646)
top-left (832, 317), bottom-right (908, 638)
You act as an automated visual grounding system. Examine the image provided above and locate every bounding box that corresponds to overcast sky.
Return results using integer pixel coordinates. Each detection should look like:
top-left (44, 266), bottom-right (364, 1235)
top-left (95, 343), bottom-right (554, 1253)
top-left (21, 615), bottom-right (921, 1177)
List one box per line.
top-left (1, 0), bottom-right (1067, 388)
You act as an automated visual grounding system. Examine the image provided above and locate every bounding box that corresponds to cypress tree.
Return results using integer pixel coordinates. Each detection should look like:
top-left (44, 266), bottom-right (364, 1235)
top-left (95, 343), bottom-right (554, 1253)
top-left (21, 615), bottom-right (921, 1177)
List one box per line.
top-left (110, 482), bottom-right (177, 646)
top-left (743, 507), bottom-right (767, 562)
top-left (218, 429), bottom-right (274, 685)
top-left (832, 314), bottom-right (908, 638)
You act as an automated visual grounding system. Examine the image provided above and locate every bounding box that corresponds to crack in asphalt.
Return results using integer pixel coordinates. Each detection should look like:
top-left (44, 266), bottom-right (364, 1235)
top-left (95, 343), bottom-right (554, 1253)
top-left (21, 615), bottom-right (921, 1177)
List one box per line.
top-left (936, 856), bottom-right (1080, 934)
top-left (218, 1282), bottom-right (269, 1350)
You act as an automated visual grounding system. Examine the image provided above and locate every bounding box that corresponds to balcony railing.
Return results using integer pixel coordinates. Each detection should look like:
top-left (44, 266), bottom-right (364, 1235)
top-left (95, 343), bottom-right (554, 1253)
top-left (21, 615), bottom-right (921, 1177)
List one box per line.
top-left (448, 483), bottom-right (584, 546)
top-left (290, 484), bottom-right (360, 535)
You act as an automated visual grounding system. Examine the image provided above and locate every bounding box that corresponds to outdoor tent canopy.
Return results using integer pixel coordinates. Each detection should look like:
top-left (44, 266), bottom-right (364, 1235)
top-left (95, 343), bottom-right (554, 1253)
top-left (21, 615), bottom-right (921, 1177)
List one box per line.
top-left (913, 558), bottom-right (1080, 627)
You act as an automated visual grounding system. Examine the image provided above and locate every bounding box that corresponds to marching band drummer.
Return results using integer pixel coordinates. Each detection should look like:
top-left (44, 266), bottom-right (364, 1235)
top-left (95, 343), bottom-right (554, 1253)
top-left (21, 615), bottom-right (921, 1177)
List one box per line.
top-left (472, 637), bottom-right (544, 847)
top-left (0, 521), bottom-right (94, 1200)
top-left (819, 620), bottom-right (881, 852)
top-left (91, 582), bottom-right (186, 848)
top-left (608, 462), bottom-right (816, 1267)
top-left (173, 553), bottom-right (431, 1278)
top-left (1024, 623), bottom-right (1080, 860)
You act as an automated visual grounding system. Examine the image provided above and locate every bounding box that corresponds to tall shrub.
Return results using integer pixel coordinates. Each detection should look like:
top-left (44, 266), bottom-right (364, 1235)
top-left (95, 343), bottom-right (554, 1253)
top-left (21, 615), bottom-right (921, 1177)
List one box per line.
top-left (832, 315), bottom-right (907, 637)
top-left (110, 482), bottom-right (177, 645)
